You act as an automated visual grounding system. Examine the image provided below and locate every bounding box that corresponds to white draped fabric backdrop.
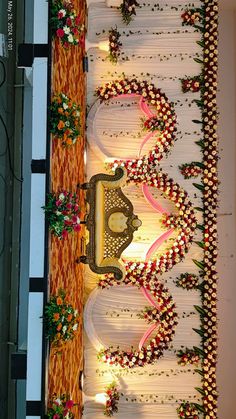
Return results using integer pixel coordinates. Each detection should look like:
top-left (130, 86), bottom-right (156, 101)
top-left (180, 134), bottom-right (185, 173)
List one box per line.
top-left (84, 1), bottom-right (204, 417)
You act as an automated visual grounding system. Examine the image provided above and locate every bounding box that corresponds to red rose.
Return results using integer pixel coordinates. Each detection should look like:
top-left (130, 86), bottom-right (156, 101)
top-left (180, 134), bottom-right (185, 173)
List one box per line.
top-left (57, 11), bottom-right (64, 19)
top-left (75, 15), bottom-right (81, 25)
top-left (65, 400), bottom-right (74, 409)
top-left (66, 17), bottom-right (72, 26)
top-left (56, 28), bottom-right (65, 38)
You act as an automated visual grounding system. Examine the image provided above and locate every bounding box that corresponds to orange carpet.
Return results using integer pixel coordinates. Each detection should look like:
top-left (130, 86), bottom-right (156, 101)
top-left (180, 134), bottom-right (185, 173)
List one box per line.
top-left (48, 1), bottom-right (86, 417)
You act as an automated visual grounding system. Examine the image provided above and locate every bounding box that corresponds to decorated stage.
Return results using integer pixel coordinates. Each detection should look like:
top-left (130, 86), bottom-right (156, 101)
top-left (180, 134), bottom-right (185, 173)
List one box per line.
top-left (42, 0), bottom-right (219, 418)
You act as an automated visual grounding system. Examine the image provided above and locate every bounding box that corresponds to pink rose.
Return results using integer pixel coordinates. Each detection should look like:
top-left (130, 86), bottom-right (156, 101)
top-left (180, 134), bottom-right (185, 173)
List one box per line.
top-left (53, 414), bottom-right (60, 419)
top-left (56, 200), bottom-right (62, 207)
top-left (56, 29), bottom-right (65, 38)
top-left (74, 224), bottom-right (81, 232)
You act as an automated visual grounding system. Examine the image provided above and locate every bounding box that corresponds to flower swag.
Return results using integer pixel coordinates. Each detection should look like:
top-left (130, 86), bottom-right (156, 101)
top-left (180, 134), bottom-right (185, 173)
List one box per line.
top-left (179, 162), bottom-right (203, 179)
top-left (174, 273), bottom-right (200, 290)
top-left (176, 347), bottom-right (201, 366)
top-left (49, 0), bottom-right (84, 48)
top-left (50, 93), bottom-right (81, 147)
top-left (181, 76), bottom-right (202, 93)
top-left (119, 0), bottom-right (139, 25)
top-left (177, 401), bottom-right (202, 418)
top-left (44, 289), bottom-right (79, 346)
top-left (107, 27), bottom-right (122, 64)
top-left (96, 77), bottom-right (177, 163)
top-left (97, 282), bottom-right (178, 369)
top-left (43, 190), bottom-right (81, 239)
top-left (46, 393), bottom-right (78, 418)
top-left (104, 382), bottom-right (120, 417)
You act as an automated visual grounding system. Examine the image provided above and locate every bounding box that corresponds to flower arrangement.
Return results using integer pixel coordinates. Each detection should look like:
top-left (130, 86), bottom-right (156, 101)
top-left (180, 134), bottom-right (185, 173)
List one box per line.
top-left (108, 27), bottom-right (122, 64)
top-left (177, 401), bottom-right (200, 418)
top-left (104, 382), bottom-right (120, 417)
top-left (43, 191), bottom-right (81, 239)
top-left (46, 393), bottom-right (77, 418)
top-left (96, 77), bottom-right (177, 163)
top-left (97, 282), bottom-right (178, 368)
top-left (142, 116), bottom-right (165, 132)
top-left (181, 9), bottom-right (202, 27)
top-left (174, 273), bottom-right (200, 290)
top-left (50, 93), bottom-right (81, 146)
top-left (179, 163), bottom-right (203, 179)
top-left (176, 348), bottom-right (201, 366)
top-left (49, 0), bottom-right (84, 47)
top-left (181, 76), bottom-right (201, 93)
top-left (44, 289), bottom-right (79, 346)
top-left (119, 0), bottom-right (139, 25)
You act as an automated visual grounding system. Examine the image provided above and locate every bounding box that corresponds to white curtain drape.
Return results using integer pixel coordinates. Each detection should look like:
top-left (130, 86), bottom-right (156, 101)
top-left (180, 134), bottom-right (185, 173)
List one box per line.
top-left (83, 1), bottom-right (203, 417)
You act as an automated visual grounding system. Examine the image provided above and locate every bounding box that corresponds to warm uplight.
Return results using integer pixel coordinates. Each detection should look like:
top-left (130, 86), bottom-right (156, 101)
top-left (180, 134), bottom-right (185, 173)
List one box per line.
top-left (95, 393), bottom-right (109, 405)
top-left (98, 40), bottom-right (110, 52)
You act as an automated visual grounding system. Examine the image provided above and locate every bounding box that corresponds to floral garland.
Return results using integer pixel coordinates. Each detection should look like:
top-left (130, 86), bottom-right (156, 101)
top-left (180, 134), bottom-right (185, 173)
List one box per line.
top-left (177, 401), bottom-right (200, 418)
top-left (50, 0), bottom-right (84, 48)
top-left (174, 273), bottom-right (200, 290)
top-left (50, 93), bottom-right (81, 146)
top-left (95, 77), bottom-right (177, 164)
top-left (43, 191), bottom-right (81, 239)
top-left (181, 76), bottom-right (202, 93)
top-left (106, 166), bottom-right (196, 285)
top-left (179, 1), bottom-right (218, 416)
top-left (201, 1), bottom-right (218, 416)
top-left (176, 348), bottom-right (201, 366)
top-left (97, 282), bottom-right (178, 368)
top-left (104, 382), bottom-right (120, 417)
top-left (44, 289), bottom-right (79, 346)
top-left (119, 0), bottom-right (139, 25)
top-left (108, 27), bottom-right (122, 64)
top-left (179, 162), bottom-right (203, 179)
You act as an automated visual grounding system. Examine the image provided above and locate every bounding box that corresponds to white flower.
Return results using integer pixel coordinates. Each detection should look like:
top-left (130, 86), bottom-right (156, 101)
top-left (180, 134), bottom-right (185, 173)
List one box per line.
top-left (72, 323), bottom-right (78, 331)
top-left (56, 211), bottom-right (61, 216)
top-left (68, 34), bottom-right (74, 43)
top-left (62, 325), bottom-right (67, 334)
top-left (59, 193), bottom-right (65, 200)
top-left (63, 103), bottom-right (68, 110)
top-left (58, 9), bottom-right (66, 17)
top-left (63, 26), bottom-right (70, 35)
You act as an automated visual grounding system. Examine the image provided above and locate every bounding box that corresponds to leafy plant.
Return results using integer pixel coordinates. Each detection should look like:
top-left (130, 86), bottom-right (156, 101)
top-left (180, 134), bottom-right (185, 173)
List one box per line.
top-left (50, 93), bottom-right (80, 146)
top-left (44, 289), bottom-right (79, 346)
top-left (50, 0), bottom-right (84, 48)
top-left (46, 393), bottom-right (78, 418)
top-left (43, 191), bottom-right (81, 239)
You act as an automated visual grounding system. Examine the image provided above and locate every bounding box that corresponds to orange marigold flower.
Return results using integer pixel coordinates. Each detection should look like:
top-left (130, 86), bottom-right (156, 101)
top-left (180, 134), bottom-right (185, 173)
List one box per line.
top-left (66, 138), bottom-right (73, 146)
top-left (56, 297), bottom-right (63, 305)
top-left (57, 120), bottom-right (65, 130)
top-left (68, 101), bottom-right (73, 108)
top-left (65, 111), bottom-right (69, 117)
top-left (57, 323), bottom-right (62, 331)
top-left (58, 107), bottom-right (64, 114)
top-left (67, 314), bottom-right (72, 322)
top-left (53, 313), bottom-right (60, 321)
